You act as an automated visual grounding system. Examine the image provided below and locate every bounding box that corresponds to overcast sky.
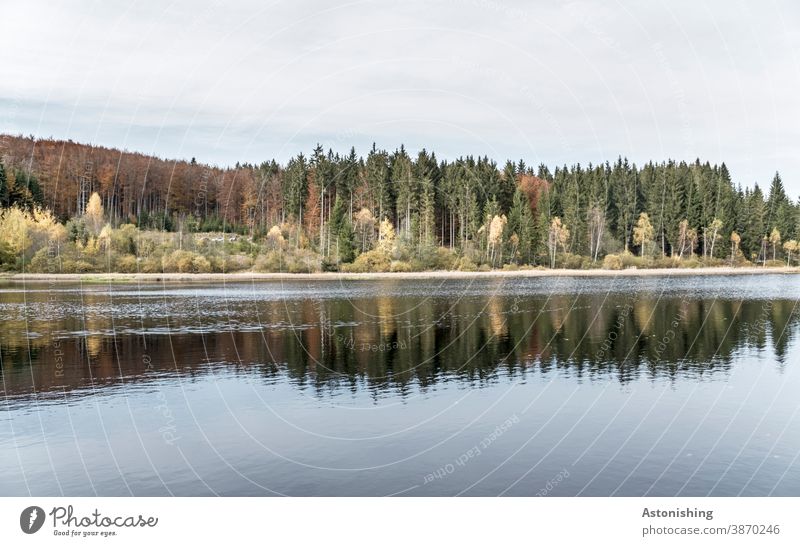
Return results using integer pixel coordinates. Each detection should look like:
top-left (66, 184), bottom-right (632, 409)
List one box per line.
top-left (2, 0), bottom-right (799, 193)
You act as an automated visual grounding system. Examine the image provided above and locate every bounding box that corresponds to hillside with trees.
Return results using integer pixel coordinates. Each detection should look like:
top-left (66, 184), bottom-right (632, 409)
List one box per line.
top-left (0, 133), bottom-right (797, 273)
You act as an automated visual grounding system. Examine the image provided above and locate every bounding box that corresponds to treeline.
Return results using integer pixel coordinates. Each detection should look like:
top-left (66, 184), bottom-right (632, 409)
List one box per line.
top-left (0, 133), bottom-right (798, 271)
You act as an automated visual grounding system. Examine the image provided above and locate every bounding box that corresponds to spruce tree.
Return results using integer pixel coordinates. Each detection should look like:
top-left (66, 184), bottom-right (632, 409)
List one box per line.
top-left (390, 146), bottom-right (415, 239)
top-left (329, 196), bottom-right (355, 263)
top-left (744, 185), bottom-right (766, 261)
top-left (508, 188), bottom-right (535, 264)
top-left (0, 160), bottom-right (8, 207)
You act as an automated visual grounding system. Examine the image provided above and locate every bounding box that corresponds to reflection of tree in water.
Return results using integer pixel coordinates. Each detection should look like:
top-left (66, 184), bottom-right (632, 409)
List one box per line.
top-left (1, 295), bottom-right (798, 398)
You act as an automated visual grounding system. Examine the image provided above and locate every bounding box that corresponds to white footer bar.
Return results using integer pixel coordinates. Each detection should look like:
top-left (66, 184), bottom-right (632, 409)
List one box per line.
top-left (1, 497), bottom-right (795, 545)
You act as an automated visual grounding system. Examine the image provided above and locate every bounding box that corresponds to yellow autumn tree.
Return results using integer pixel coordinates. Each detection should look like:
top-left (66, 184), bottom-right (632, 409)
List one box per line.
top-left (730, 231), bottom-right (741, 263)
top-left (354, 208), bottom-right (376, 252)
top-left (98, 224), bottom-right (114, 253)
top-left (633, 213), bottom-right (654, 256)
top-left (84, 192), bottom-right (105, 236)
top-left (487, 214), bottom-right (507, 266)
top-left (266, 225), bottom-right (285, 250)
top-left (378, 218), bottom-right (396, 255)
top-left (783, 239), bottom-right (797, 266)
top-left (769, 227), bottom-right (781, 261)
top-left (0, 206), bottom-right (66, 259)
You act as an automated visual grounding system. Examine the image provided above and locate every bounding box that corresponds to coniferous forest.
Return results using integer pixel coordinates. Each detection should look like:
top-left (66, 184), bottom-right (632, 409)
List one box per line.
top-left (0, 133), bottom-right (798, 273)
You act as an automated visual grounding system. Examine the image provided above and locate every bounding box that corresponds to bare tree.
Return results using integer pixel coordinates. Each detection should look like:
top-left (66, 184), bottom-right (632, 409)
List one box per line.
top-left (587, 206), bottom-right (605, 263)
top-left (729, 231), bottom-right (741, 264)
top-left (677, 219), bottom-right (689, 259)
top-left (783, 240), bottom-right (797, 266)
top-left (769, 228), bottom-right (781, 261)
top-left (707, 218), bottom-right (723, 259)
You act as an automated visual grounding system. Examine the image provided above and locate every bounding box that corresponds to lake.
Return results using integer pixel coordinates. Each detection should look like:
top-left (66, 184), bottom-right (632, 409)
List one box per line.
top-left (1, 274), bottom-right (798, 496)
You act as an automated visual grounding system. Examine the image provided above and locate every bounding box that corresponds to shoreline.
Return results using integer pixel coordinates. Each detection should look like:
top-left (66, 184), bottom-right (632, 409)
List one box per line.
top-left (2, 266), bottom-right (799, 283)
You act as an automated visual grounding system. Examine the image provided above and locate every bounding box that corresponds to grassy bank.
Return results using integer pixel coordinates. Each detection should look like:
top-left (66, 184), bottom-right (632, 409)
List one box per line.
top-left (3, 266), bottom-right (799, 283)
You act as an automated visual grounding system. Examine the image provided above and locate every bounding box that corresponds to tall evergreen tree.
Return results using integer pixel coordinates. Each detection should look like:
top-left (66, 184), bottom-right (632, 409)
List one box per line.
top-left (0, 160), bottom-right (8, 208)
top-left (329, 196), bottom-right (355, 263)
top-left (767, 172), bottom-right (793, 238)
top-left (743, 184), bottom-right (766, 261)
top-left (283, 154), bottom-right (308, 235)
top-left (507, 187), bottom-right (535, 264)
top-left (391, 146), bottom-right (415, 239)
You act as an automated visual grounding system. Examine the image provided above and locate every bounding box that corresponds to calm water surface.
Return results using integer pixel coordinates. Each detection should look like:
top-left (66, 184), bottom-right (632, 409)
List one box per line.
top-left (1, 274), bottom-right (799, 496)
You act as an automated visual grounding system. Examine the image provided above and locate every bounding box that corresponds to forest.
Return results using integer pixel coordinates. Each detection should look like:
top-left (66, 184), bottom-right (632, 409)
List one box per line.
top-left (0, 133), bottom-right (797, 273)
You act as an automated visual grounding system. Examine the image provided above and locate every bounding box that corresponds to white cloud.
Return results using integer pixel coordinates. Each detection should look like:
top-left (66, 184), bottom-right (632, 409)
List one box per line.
top-left (2, 0), bottom-right (798, 192)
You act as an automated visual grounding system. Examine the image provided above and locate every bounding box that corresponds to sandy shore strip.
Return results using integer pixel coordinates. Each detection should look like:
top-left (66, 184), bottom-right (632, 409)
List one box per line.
top-left (2, 266), bottom-right (799, 283)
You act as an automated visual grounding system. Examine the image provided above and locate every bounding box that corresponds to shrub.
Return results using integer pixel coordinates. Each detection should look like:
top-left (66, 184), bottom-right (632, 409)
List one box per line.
top-left (162, 250), bottom-right (190, 272)
top-left (680, 257), bottom-right (702, 268)
top-left (207, 252), bottom-right (252, 272)
top-left (114, 254), bottom-right (139, 273)
top-left (701, 257), bottom-right (725, 267)
top-left (455, 256), bottom-right (478, 271)
top-left (341, 249), bottom-right (391, 273)
top-left (111, 224), bottom-right (138, 254)
top-left (728, 251), bottom-right (750, 267)
top-left (556, 253), bottom-right (584, 269)
top-left (389, 260), bottom-right (413, 272)
top-left (408, 258), bottom-right (426, 271)
top-left (28, 247), bottom-right (57, 272)
top-left (135, 236), bottom-right (159, 258)
top-left (139, 255), bottom-right (163, 273)
top-left (321, 258), bottom-right (339, 272)
top-left (191, 254), bottom-right (212, 273)
top-left (620, 253), bottom-right (652, 269)
top-left (253, 252), bottom-right (282, 272)
top-left (0, 241), bottom-right (17, 271)
top-left (198, 215), bottom-right (225, 232)
top-left (221, 254), bottom-right (253, 272)
top-left (65, 218), bottom-right (89, 245)
top-left (435, 247), bottom-right (459, 270)
top-left (253, 248), bottom-right (322, 273)
top-left (416, 245), bottom-right (458, 270)
top-left (162, 250), bottom-right (210, 273)
top-left (28, 244), bottom-right (107, 273)
top-left (0, 206), bottom-right (66, 262)
top-left (652, 256), bottom-right (680, 269)
top-left (61, 259), bottom-right (95, 273)
top-left (285, 249), bottom-right (321, 273)
top-left (602, 254), bottom-right (623, 270)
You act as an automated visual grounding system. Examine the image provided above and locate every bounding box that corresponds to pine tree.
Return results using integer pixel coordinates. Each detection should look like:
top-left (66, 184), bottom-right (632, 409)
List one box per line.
top-left (283, 154), bottom-right (308, 223)
top-left (561, 164), bottom-right (585, 255)
top-left (766, 172), bottom-right (793, 239)
top-left (337, 219), bottom-right (356, 264)
top-left (391, 146), bottom-right (415, 239)
top-left (14, 169), bottom-right (44, 207)
top-left (329, 196), bottom-right (354, 263)
top-left (365, 145), bottom-right (392, 224)
top-left (418, 176), bottom-right (436, 247)
top-left (609, 157), bottom-right (639, 253)
top-left (0, 160), bottom-right (9, 208)
top-left (640, 162), bottom-right (660, 247)
top-left (744, 185), bottom-right (766, 261)
top-left (507, 188), bottom-right (535, 264)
